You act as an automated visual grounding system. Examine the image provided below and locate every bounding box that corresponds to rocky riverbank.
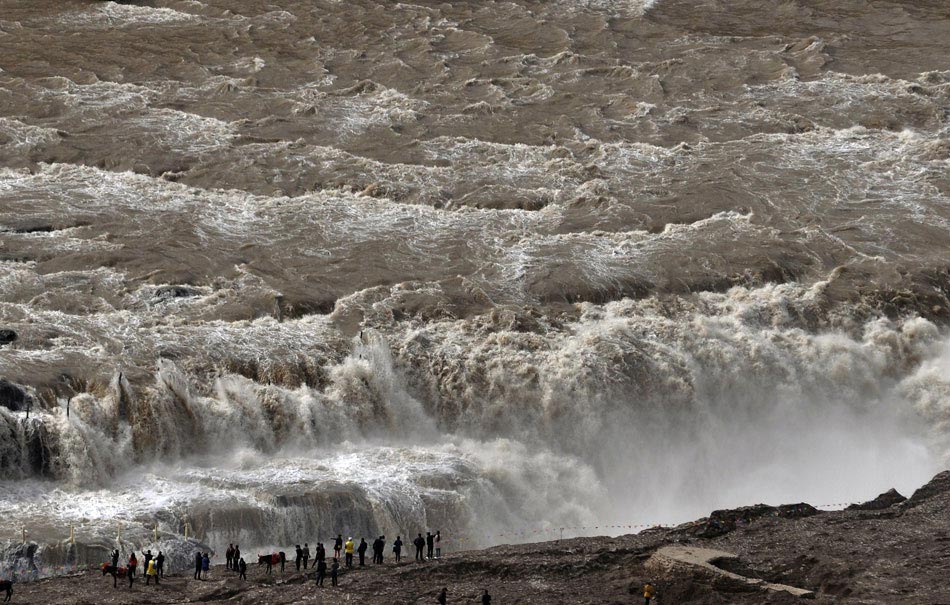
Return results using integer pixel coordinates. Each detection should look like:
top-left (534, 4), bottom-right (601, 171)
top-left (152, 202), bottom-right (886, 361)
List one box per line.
top-left (5, 471), bottom-right (949, 604)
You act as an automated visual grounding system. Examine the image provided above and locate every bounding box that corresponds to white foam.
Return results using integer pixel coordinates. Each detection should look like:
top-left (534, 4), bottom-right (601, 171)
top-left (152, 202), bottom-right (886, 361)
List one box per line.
top-left (57, 2), bottom-right (203, 28)
top-left (0, 118), bottom-right (59, 153)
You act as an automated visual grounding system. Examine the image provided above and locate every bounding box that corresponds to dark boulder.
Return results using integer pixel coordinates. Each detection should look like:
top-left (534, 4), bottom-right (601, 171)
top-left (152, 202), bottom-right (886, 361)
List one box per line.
top-left (693, 503), bottom-right (820, 538)
top-left (23, 419), bottom-right (57, 477)
top-left (153, 286), bottom-right (201, 301)
top-left (0, 379), bottom-right (32, 411)
top-left (0, 329), bottom-right (16, 345)
top-left (846, 488), bottom-right (906, 511)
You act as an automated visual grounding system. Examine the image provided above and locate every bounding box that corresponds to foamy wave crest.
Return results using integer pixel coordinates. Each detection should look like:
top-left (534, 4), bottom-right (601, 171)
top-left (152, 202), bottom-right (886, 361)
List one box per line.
top-left (58, 2), bottom-right (204, 29)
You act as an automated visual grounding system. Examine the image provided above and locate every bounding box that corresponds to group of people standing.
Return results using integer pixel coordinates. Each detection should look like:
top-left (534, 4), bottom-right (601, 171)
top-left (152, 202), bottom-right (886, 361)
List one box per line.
top-left (103, 529), bottom-right (505, 604)
top-left (413, 531), bottom-right (442, 561)
top-left (112, 529), bottom-right (446, 590)
top-left (111, 548), bottom-right (164, 588)
top-left (224, 545), bottom-right (247, 580)
top-left (275, 530), bottom-right (443, 586)
top-left (193, 552), bottom-right (212, 580)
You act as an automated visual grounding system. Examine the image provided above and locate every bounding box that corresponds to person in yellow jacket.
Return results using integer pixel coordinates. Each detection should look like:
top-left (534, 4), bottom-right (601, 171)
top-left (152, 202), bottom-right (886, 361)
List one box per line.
top-left (344, 537), bottom-right (355, 568)
top-left (146, 558), bottom-right (159, 586)
top-left (643, 582), bottom-right (655, 604)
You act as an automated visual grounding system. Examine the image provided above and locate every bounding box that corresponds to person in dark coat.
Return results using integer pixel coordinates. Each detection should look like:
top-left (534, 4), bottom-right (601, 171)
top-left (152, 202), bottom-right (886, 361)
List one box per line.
top-left (202, 553), bottom-right (210, 578)
top-left (357, 538), bottom-right (368, 566)
top-left (330, 559), bottom-right (340, 586)
top-left (303, 543), bottom-right (311, 569)
top-left (156, 551), bottom-right (165, 578)
top-left (238, 557), bottom-right (247, 580)
top-left (111, 549), bottom-right (120, 569)
top-left (437, 587), bottom-right (447, 604)
top-left (414, 534), bottom-right (425, 561)
top-left (316, 542), bottom-right (326, 561)
top-left (194, 551), bottom-right (203, 580)
top-left (226, 544), bottom-right (234, 570)
top-left (144, 550), bottom-right (153, 572)
top-left (426, 532), bottom-right (434, 559)
top-left (315, 559), bottom-right (327, 586)
top-left (234, 545), bottom-right (241, 568)
top-left (295, 545), bottom-right (303, 571)
top-left (333, 535), bottom-right (343, 560)
top-left (482, 589), bottom-right (492, 604)
top-left (279, 550), bottom-right (286, 572)
top-left (393, 535), bottom-right (403, 562)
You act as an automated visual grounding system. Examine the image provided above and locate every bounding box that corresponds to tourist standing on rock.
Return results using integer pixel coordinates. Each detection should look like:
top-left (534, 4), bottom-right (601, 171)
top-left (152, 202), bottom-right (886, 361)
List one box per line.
top-left (316, 558), bottom-right (327, 586)
top-left (146, 557), bottom-right (159, 585)
top-left (358, 537), bottom-right (368, 566)
top-left (414, 534), bottom-right (425, 561)
top-left (238, 557), bottom-right (247, 580)
top-left (107, 563), bottom-right (120, 589)
top-left (303, 543), bottom-right (311, 569)
top-left (295, 544), bottom-right (303, 570)
top-left (144, 549), bottom-right (153, 573)
top-left (111, 549), bottom-right (120, 570)
top-left (334, 535), bottom-right (343, 560)
top-left (202, 552), bottom-right (210, 578)
top-left (330, 559), bottom-right (340, 586)
top-left (393, 535), bottom-right (403, 562)
top-left (234, 545), bottom-right (241, 568)
top-left (378, 536), bottom-right (386, 563)
top-left (426, 532), bottom-right (434, 559)
top-left (437, 587), bottom-right (447, 604)
top-left (481, 589), bottom-right (491, 605)
top-left (128, 552), bottom-right (137, 588)
top-left (316, 542), bottom-right (326, 562)
top-left (226, 544), bottom-right (234, 570)
top-left (279, 550), bottom-right (286, 572)
top-left (344, 537), bottom-right (355, 568)
top-left (643, 582), bottom-right (656, 604)
top-left (128, 552), bottom-right (137, 579)
top-left (194, 551), bottom-right (203, 580)
top-left (156, 551), bottom-right (165, 578)
top-left (435, 531), bottom-right (442, 559)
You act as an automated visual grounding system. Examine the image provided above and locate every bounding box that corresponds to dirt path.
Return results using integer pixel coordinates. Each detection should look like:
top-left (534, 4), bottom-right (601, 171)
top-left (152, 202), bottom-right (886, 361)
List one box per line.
top-left (647, 546), bottom-right (814, 599)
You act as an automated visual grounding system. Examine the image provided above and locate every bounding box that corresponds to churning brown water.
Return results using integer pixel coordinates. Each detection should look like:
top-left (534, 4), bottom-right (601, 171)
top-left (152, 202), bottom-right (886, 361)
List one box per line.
top-left (0, 0), bottom-right (948, 573)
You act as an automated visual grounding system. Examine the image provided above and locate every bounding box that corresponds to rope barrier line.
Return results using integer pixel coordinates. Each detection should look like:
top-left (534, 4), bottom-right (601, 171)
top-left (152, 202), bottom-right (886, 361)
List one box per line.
top-left (453, 501), bottom-right (862, 545)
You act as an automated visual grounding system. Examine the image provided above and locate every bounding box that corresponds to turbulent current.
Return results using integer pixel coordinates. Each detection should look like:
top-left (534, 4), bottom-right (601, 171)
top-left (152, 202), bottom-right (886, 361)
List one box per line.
top-left (1, 0), bottom-right (949, 575)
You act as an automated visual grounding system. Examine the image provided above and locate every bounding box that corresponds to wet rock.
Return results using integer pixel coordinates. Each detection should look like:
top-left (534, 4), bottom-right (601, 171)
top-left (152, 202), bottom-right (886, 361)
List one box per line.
top-left (153, 285), bottom-right (202, 301)
top-left (22, 419), bottom-right (57, 477)
top-left (0, 379), bottom-right (32, 411)
top-left (11, 223), bottom-right (55, 234)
